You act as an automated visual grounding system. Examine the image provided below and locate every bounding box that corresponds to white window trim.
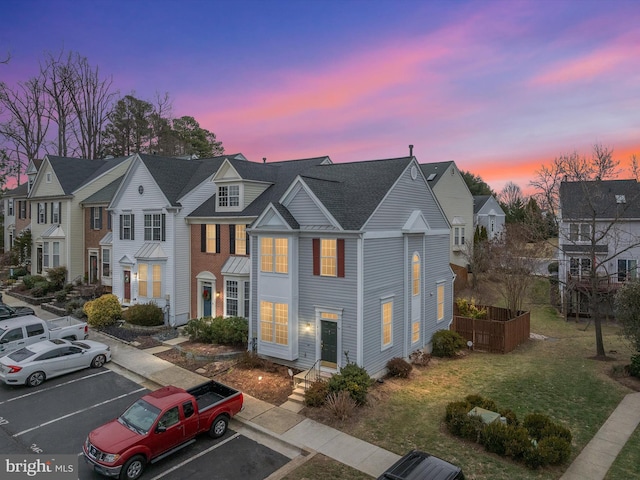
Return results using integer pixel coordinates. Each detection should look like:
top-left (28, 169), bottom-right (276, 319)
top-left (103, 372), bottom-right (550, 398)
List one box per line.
top-left (216, 183), bottom-right (243, 211)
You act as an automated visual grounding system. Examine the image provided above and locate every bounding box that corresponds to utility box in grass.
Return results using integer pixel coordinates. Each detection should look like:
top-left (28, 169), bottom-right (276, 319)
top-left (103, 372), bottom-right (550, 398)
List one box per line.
top-left (468, 406), bottom-right (503, 424)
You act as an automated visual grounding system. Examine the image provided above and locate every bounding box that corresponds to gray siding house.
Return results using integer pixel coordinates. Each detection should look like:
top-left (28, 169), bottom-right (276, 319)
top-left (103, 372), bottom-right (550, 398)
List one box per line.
top-left (249, 156), bottom-right (453, 378)
top-left (473, 195), bottom-right (505, 240)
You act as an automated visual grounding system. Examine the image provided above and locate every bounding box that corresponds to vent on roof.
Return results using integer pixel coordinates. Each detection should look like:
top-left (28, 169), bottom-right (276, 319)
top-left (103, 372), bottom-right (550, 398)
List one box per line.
top-left (616, 194), bottom-right (626, 204)
top-left (427, 173), bottom-right (436, 181)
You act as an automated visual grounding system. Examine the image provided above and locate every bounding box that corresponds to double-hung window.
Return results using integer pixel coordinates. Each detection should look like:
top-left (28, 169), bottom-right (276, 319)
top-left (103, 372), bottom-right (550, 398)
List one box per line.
top-left (51, 202), bottom-right (60, 224)
top-left (38, 203), bottom-right (46, 224)
top-left (43, 243), bottom-right (49, 268)
top-left (437, 283), bottom-right (445, 322)
top-left (102, 248), bottom-right (111, 277)
top-left (226, 281), bottom-right (238, 317)
top-left (618, 259), bottom-right (637, 282)
top-left (454, 227), bottom-right (465, 246)
top-left (260, 237), bottom-right (288, 273)
top-left (382, 299), bottom-right (393, 348)
top-left (260, 301), bottom-right (288, 345)
top-left (144, 213), bottom-right (164, 241)
top-left (120, 214), bottom-right (134, 240)
top-left (218, 185), bottom-right (240, 207)
top-left (8, 199), bottom-right (13, 216)
top-left (313, 239), bottom-right (345, 277)
top-left (52, 242), bottom-right (60, 267)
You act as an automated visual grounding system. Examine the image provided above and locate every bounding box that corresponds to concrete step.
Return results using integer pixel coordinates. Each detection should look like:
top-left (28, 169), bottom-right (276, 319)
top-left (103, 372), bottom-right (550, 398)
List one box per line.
top-left (287, 387), bottom-right (306, 405)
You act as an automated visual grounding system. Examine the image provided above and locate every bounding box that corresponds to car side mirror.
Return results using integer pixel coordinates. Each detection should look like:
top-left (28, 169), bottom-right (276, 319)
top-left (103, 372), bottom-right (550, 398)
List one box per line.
top-left (156, 425), bottom-right (167, 433)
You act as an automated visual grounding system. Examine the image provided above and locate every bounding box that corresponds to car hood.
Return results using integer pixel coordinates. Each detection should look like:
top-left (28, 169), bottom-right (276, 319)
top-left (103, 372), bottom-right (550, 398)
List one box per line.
top-left (89, 419), bottom-right (144, 453)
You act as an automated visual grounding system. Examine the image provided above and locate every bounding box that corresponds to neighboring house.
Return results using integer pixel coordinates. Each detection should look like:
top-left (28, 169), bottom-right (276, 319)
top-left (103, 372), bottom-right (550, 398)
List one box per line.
top-left (109, 153), bottom-right (239, 326)
top-left (2, 159), bottom-right (41, 256)
top-left (420, 161), bottom-right (473, 287)
top-left (473, 195), bottom-right (505, 240)
top-left (28, 155), bottom-right (132, 282)
top-left (557, 179), bottom-right (640, 317)
top-left (187, 155), bottom-right (331, 320)
top-left (80, 176), bottom-right (124, 290)
top-left (250, 156), bottom-right (453, 378)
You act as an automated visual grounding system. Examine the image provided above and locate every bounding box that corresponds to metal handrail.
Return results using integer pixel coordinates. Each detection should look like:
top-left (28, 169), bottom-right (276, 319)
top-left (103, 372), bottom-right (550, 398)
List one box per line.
top-left (304, 359), bottom-right (322, 390)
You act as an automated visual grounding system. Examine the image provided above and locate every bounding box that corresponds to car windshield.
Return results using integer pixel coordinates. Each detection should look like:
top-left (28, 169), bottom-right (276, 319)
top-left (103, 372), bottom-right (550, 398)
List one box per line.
top-left (119, 399), bottom-right (161, 434)
top-left (8, 347), bottom-right (37, 362)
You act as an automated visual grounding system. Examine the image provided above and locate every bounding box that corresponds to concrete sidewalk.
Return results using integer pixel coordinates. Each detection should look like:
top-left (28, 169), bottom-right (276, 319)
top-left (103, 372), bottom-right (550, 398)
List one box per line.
top-left (5, 293), bottom-right (640, 479)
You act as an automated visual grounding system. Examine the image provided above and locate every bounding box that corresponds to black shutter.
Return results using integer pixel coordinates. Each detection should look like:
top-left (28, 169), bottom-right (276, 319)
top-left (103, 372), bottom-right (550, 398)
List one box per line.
top-left (50, 202), bottom-right (53, 223)
top-left (131, 214), bottom-right (135, 240)
top-left (337, 239), bottom-right (345, 278)
top-left (313, 239), bottom-right (320, 276)
top-left (98, 207), bottom-right (103, 229)
top-left (91, 207), bottom-right (95, 229)
top-left (246, 231), bottom-right (250, 255)
top-left (119, 215), bottom-right (123, 240)
top-left (229, 224), bottom-right (236, 254)
top-left (161, 214), bottom-right (166, 241)
top-left (201, 225), bottom-right (206, 252)
top-left (215, 224), bottom-right (221, 253)
top-left (58, 202), bottom-right (62, 223)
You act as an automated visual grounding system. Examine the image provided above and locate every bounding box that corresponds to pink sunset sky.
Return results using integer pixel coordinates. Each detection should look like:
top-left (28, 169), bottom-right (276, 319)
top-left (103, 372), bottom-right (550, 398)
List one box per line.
top-left (1, 0), bottom-right (640, 194)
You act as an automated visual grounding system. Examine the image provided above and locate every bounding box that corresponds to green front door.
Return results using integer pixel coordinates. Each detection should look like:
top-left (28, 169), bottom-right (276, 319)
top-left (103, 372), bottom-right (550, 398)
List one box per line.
top-left (321, 320), bottom-right (338, 368)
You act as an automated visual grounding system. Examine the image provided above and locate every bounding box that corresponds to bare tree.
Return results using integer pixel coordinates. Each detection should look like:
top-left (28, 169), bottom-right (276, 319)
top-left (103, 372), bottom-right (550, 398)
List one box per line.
top-left (0, 74), bottom-right (50, 183)
top-left (541, 144), bottom-right (640, 358)
top-left (64, 53), bottom-right (116, 159)
top-left (488, 224), bottom-right (538, 317)
top-left (41, 50), bottom-right (75, 156)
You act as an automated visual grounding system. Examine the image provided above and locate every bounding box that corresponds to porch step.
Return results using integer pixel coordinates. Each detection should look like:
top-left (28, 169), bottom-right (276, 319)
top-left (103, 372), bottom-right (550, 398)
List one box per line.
top-left (287, 386), bottom-right (306, 405)
top-left (292, 368), bottom-right (332, 388)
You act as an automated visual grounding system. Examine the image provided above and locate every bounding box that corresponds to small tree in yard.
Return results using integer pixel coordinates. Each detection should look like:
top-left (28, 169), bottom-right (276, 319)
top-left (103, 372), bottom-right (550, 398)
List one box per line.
top-left (488, 224), bottom-right (537, 318)
top-left (614, 280), bottom-right (640, 352)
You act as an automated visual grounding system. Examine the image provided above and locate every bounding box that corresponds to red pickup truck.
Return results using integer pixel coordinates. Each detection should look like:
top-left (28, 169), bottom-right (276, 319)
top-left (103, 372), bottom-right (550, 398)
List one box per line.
top-left (83, 380), bottom-right (243, 480)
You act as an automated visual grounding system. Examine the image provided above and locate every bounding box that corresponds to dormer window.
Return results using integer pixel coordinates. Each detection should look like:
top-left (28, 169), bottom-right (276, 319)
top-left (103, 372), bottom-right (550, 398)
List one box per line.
top-left (218, 185), bottom-right (240, 207)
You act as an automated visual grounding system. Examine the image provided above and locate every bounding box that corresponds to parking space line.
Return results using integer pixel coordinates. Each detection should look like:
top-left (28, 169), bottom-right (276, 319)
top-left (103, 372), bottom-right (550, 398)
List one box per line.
top-left (13, 387), bottom-right (146, 437)
top-left (148, 433), bottom-right (241, 480)
top-left (0, 370), bottom-right (113, 406)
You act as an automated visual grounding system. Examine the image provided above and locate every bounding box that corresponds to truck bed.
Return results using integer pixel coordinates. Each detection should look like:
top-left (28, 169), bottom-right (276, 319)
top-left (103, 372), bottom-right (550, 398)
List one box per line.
top-left (46, 316), bottom-right (85, 329)
top-left (188, 380), bottom-right (241, 412)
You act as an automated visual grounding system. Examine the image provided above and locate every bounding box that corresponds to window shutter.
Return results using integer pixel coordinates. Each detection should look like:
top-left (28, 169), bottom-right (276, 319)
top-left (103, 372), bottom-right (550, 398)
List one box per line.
top-left (337, 239), bottom-right (345, 278)
top-left (44, 203), bottom-right (48, 223)
top-left (229, 224), bottom-right (236, 254)
top-left (131, 214), bottom-right (135, 240)
top-left (119, 215), bottom-right (123, 240)
top-left (161, 214), bottom-right (166, 241)
top-left (98, 207), bottom-right (103, 229)
top-left (246, 231), bottom-right (250, 255)
top-left (313, 238), bottom-right (320, 276)
top-left (50, 202), bottom-right (53, 223)
top-left (215, 224), bottom-right (221, 253)
top-left (58, 202), bottom-right (62, 223)
top-left (201, 225), bottom-right (206, 252)
top-left (91, 207), bottom-right (95, 229)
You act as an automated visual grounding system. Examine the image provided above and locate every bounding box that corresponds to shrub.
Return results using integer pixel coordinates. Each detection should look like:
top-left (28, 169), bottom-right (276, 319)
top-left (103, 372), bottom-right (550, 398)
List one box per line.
top-left (499, 408), bottom-right (520, 426)
top-left (31, 281), bottom-right (51, 298)
top-left (456, 297), bottom-right (488, 319)
top-left (183, 316), bottom-right (248, 345)
top-left (465, 394), bottom-right (498, 412)
top-left (504, 426), bottom-right (533, 459)
top-left (22, 274), bottom-right (46, 289)
top-left (481, 421), bottom-right (511, 456)
top-left (47, 266), bottom-right (67, 290)
top-left (523, 447), bottom-right (545, 469)
top-left (523, 413), bottom-right (552, 441)
top-left (324, 390), bottom-right (357, 420)
top-left (630, 354), bottom-right (640, 378)
top-left (408, 349), bottom-right (431, 366)
top-left (236, 351), bottom-right (267, 369)
top-left (541, 422), bottom-right (572, 444)
top-left (55, 291), bottom-right (68, 304)
top-left (431, 329), bottom-right (466, 357)
top-left (536, 436), bottom-right (571, 465)
top-left (66, 298), bottom-right (86, 315)
top-left (10, 267), bottom-right (28, 279)
top-left (305, 380), bottom-right (330, 407)
top-left (387, 357), bottom-right (412, 378)
top-left (83, 294), bottom-right (122, 327)
top-left (327, 362), bottom-right (372, 405)
top-left (123, 302), bottom-right (164, 326)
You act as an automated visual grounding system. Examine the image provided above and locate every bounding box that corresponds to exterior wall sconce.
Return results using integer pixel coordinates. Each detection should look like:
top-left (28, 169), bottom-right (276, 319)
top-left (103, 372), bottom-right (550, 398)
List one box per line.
top-left (305, 323), bottom-right (312, 332)
top-left (216, 291), bottom-right (221, 298)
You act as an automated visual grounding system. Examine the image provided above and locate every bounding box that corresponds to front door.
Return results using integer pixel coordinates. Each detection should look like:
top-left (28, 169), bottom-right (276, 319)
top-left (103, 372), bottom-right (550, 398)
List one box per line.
top-left (89, 254), bottom-right (98, 283)
top-left (203, 285), bottom-right (212, 317)
top-left (320, 320), bottom-right (338, 369)
top-left (123, 270), bottom-right (131, 301)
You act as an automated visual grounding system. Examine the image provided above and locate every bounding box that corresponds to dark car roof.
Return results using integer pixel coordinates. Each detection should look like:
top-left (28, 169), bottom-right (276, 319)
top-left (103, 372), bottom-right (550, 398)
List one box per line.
top-left (378, 451), bottom-right (464, 480)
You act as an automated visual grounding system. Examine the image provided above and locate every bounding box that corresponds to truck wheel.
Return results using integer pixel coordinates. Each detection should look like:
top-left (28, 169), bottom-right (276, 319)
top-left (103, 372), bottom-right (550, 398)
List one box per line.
top-left (209, 415), bottom-right (228, 438)
top-left (26, 371), bottom-right (45, 387)
top-left (119, 455), bottom-right (146, 480)
top-left (91, 354), bottom-right (107, 368)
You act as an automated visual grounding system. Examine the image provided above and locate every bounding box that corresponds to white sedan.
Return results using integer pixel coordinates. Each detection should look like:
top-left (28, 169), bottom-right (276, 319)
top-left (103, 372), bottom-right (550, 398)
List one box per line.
top-left (0, 338), bottom-right (111, 387)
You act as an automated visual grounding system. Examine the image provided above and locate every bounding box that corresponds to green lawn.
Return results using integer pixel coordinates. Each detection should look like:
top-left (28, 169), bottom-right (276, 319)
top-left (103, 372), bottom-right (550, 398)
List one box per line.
top-left (284, 278), bottom-right (637, 480)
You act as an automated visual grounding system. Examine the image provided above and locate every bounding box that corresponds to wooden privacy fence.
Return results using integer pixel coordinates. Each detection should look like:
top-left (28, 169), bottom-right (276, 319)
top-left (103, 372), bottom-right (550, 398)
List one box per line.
top-left (451, 305), bottom-right (530, 354)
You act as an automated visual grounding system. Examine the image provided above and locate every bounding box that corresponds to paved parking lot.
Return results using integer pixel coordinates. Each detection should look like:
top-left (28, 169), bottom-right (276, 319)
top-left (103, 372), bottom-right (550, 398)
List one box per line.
top-left (0, 365), bottom-right (290, 479)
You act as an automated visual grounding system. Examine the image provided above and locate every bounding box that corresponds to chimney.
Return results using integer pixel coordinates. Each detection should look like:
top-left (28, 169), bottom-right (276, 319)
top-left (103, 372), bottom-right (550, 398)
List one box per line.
top-left (263, 157), bottom-right (266, 164)
top-left (409, 144), bottom-right (414, 157)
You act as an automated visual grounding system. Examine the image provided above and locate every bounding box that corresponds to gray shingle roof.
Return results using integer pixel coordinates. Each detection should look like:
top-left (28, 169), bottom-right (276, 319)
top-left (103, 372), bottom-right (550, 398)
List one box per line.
top-left (81, 176), bottom-right (124, 205)
top-left (188, 156), bottom-right (330, 218)
top-left (44, 155), bottom-right (130, 195)
top-left (300, 156), bottom-right (413, 230)
top-left (4, 182), bottom-right (29, 197)
top-left (473, 195), bottom-right (491, 214)
top-left (419, 161), bottom-right (453, 186)
top-left (560, 179), bottom-right (640, 219)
